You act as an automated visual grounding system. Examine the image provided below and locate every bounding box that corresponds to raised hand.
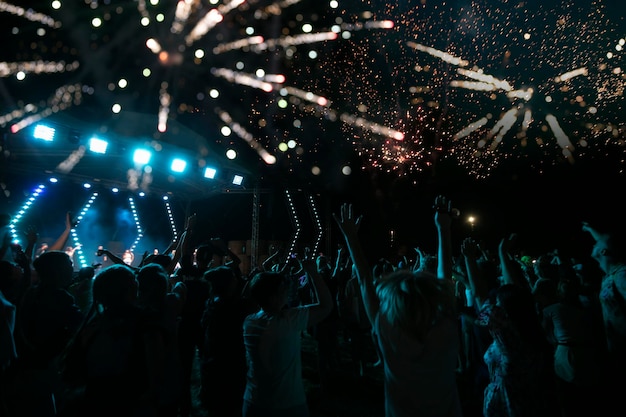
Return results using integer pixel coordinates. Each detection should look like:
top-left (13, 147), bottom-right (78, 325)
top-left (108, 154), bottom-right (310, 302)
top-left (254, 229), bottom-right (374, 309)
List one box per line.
top-left (461, 237), bottom-right (480, 260)
top-left (433, 195), bottom-right (453, 230)
top-left (333, 203), bottom-right (362, 240)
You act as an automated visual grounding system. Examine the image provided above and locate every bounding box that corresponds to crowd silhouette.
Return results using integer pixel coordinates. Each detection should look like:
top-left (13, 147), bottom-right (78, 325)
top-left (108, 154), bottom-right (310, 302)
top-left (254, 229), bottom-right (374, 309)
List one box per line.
top-left (1, 195), bottom-right (625, 417)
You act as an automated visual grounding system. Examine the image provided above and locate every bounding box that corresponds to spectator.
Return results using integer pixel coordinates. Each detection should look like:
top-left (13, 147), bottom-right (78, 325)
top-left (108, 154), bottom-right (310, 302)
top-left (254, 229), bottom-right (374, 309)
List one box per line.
top-left (242, 257), bottom-right (332, 417)
top-left (333, 197), bottom-right (463, 417)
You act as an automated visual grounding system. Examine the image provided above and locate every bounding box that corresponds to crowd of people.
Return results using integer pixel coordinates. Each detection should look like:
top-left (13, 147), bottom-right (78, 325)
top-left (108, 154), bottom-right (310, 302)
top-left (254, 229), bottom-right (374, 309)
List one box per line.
top-left (1, 194), bottom-right (625, 417)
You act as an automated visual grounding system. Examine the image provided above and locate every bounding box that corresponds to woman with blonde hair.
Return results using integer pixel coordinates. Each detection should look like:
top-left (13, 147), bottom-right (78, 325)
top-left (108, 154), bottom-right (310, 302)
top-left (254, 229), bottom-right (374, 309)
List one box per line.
top-left (334, 197), bottom-right (462, 417)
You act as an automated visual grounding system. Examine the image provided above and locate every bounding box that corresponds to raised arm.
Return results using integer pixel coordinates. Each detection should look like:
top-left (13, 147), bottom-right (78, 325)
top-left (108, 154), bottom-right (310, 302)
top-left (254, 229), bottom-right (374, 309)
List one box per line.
top-left (433, 195), bottom-right (454, 281)
top-left (498, 233), bottom-right (527, 288)
top-left (461, 237), bottom-right (489, 307)
top-left (333, 203), bottom-right (379, 325)
top-left (301, 258), bottom-right (333, 327)
top-left (48, 211), bottom-right (76, 251)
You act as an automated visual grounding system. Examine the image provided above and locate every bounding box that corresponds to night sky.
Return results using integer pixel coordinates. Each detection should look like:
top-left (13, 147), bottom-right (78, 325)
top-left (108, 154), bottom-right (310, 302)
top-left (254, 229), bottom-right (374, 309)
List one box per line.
top-left (1, 0), bottom-right (625, 263)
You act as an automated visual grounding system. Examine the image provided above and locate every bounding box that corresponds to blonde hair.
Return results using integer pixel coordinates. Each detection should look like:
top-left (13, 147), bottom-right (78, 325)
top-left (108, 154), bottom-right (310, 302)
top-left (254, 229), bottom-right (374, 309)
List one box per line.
top-left (376, 270), bottom-right (456, 342)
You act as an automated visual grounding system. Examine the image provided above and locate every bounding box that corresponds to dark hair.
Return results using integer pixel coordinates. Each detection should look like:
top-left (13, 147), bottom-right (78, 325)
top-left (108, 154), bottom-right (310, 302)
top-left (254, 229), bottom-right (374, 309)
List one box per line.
top-left (248, 271), bottom-right (286, 309)
top-left (32, 250), bottom-right (73, 287)
top-left (92, 264), bottom-right (137, 311)
top-left (0, 213), bottom-right (10, 227)
top-left (136, 263), bottom-right (168, 305)
top-left (195, 244), bottom-right (215, 264)
top-left (204, 265), bottom-right (236, 297)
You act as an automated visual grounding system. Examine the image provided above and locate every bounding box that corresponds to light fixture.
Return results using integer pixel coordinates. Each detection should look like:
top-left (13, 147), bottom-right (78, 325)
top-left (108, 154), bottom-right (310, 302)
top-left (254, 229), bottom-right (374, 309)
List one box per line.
top-left (232, 174), bottom-right (244, 185)
top-left (88, 137), bottom-right (109, 154)
top-left (170, 158), bottom-right (187, 173)
top-left (133, 149), bottom-right (152, 165)
top-left (33, 124), bottom-right (55, 141)
top-left (204, 167), bottom-right (217, 179)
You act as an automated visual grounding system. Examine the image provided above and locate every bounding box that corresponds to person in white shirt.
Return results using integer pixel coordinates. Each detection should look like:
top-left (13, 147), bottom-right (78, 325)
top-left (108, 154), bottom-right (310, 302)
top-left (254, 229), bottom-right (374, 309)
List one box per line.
top-left (242, 257), bottom-right (332, 417)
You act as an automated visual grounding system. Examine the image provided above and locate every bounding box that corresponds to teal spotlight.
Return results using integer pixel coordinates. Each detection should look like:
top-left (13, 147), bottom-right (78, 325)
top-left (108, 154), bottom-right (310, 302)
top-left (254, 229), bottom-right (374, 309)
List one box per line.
top-left (133, 149), bottom-right (152, 165)
top-left (232, 175), bottom-right (244, 185)
top-left (170, 158), bottom-right (187, 173)
top-left (204, 167), bottom-right (217, 179)
top-left (88, 137), bottom-right (109, 154)
top-left (33, 124), bottom-right (55, 141)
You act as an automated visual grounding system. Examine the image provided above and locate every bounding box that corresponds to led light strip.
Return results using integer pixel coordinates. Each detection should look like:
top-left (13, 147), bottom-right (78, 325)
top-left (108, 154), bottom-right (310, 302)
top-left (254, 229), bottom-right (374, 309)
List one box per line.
top-left (9, 184), bottom-right (46, 245)
top-left (71, 192), bottom-right (99, 268)
top-left (128, 197), bottom-right (144, 253)
top-left (163, 196), bottom-right (178, 242)
top-left (308, 194), bottom-right (323, 255)
top-left (285, 189), bottom-right (301, 262)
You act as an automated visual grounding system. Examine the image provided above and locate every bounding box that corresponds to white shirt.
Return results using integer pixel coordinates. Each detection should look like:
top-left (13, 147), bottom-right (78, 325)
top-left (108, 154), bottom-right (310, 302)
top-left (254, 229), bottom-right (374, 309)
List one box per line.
top-left (243, 306), bottom-right (309, 409)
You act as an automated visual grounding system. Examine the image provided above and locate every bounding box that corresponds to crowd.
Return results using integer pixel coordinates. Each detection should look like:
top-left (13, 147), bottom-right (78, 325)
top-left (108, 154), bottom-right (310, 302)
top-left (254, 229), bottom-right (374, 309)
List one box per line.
top-left (0, 194), bottom-right (625, 417)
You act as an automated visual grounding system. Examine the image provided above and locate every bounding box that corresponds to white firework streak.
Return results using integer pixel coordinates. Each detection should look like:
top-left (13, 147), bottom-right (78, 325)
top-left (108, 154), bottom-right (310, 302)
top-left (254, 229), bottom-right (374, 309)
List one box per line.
top-left (554, 67), bottom-right (588, 83)
top-left (171, 0), bottom-right (200, 34)
top-left (0, 60), bottom-right (79, 78)
top-left (213, 36), bottom-right (265, 54)
top-left (252, 32), bottom-right (339, 52)
top-left (339, 113), bottom-right (405, 140)
top-left (545, 114), bottom-right (575, 161)
top-left (212, 68), bottom-right (275, 92)
top-left (282, 86), bottom-right (330, 106)
top-left (158, 83), bottom-right (171, 133)
top-left (136, 0), bottom-right (150, 20)
top-left (407, 42), bottom-right (469, 67)
top-left (0, 1), bottom-right (60, 28)
top-left (257, 0), bottom-right (304, 19)
top-left (217, 109), bottom-right (277, 165)
top-left (7, 84), bottom-right (83, 133)
top-left (340, 20), bottom-right (395, 31)
top-left (476, 107), bottom-right (519, 150)
top-left (185, 0), bottom-right (246, 46)
top-left (453, 117), bottom-right (489, 140)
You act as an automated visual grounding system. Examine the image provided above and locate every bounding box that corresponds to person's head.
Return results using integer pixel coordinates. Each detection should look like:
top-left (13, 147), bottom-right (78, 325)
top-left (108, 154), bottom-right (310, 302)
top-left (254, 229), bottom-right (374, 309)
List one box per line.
top-left (32, 250), bottom-right (74, 289)
top-left (77, 266), bottom-right (95, 281)
top-left (136, 263), bottom-right (169, 308)
top-left (375, 270), bottom-right (457, 342)
top-left (195, 244), bottom-right (215, 270)
top-left (248, 271), bottom-right (290, 312)
top-left (92, 264), bottom-right (138, 312)
top-left (204, 265), bottom-right (238, 299)
top-left (533, 254), bottom-right (559, 280)
top-left (590, 233), bottom-right (626, 273)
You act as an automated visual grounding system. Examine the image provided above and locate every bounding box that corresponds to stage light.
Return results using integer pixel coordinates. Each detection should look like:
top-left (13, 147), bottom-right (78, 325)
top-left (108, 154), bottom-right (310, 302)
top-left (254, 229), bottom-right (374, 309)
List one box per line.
top-left (88, 137), bottom-right (108, 154)
top-left (49, 177), bottom-right (58, 183)
top-left (9, 184), bottom-right (46, 245)
top-left (170, 158), bottom-right (187, 173)
top-left (308, 194), bottom-right (323, 255)
top-left (72, 192), bottom-right (99, 269)
top-left (83, 183), bottom-right (91, 189)
top-left (204, 167), bottom-right (217, 179)
top-left (133, 149), bottom-right (152, 165)
top-left (112, 187), bottom-right (119, 193)
top-left (285, 189), bottom-right (301, 262)
top-left (232, 174), bottom-right (244, 185)
top-left (128, 197), bottom-right (144, 253)
top-left (163, 197), bottom-right (178, 241)
top-left (33, 124), bottom-right (55, 141)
